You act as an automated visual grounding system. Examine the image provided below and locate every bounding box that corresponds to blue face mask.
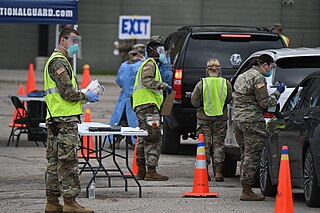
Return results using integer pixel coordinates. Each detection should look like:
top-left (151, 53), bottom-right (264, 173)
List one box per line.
top-left (264, 70), bottom-right (272, 77)
top-left (68, 44), bottom-right (79, 57)
top-left (159, 53), bottom-right (167, 63)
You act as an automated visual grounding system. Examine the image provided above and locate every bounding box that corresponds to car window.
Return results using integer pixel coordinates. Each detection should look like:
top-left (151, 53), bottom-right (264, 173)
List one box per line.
top-left (284, 78), bottom-right (312, 111)
top-left (184, 34), bottom-right (283, 69)
top-left (301, 77), bottom-right (320, 108)
top-left (274, 56), bottom-right (320, 87)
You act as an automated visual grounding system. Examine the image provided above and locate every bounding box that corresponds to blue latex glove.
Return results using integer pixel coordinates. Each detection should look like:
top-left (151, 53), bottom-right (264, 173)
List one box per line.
top-left (166, 85), bottom-right (173, 94)
top-left (276, 82), bottom-right (286, 94)
top-left (87, 90), bottom-right (99, 102)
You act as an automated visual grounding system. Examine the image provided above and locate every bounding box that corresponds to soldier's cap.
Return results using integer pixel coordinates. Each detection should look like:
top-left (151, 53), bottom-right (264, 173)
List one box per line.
top-left (132, 43), bottom-right (146, 54)
top-left (273, 23), bottom-right (282, 30)
top-left (206, 59), bottom-right (221, 73)
top-left (148, 35), bottom-right (164, 46)
top-left (128, 49), bottom-right (138, 55)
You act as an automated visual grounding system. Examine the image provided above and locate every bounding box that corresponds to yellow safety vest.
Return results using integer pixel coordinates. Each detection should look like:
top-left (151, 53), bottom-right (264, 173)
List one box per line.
top-left (43, 52), bottom-right (82, 119)
top-left (281, 34), bottom-right (290, 47)
top-left (202, 77), bottom-right (227, 116)
top-left (132, 58), bottom-right (163, 110)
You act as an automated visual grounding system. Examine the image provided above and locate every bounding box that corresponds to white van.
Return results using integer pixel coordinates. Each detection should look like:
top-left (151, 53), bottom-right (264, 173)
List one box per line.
top-left (223, 48), bottom-right (320, 177)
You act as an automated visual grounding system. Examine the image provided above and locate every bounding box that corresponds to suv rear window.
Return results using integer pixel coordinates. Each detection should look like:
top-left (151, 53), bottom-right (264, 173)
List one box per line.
top-left (184, 34), bottom-right (283, 70)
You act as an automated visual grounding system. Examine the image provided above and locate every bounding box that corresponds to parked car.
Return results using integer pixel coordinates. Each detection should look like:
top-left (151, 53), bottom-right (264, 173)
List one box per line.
top-left (259, 71), bottom-right (320, 207)
top-left (163, 25), bottom-right (286, 163)
top-left (226, 48), bottom-right (320, 177)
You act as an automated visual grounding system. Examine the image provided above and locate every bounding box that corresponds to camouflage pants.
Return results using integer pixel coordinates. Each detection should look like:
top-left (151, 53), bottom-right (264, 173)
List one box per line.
top-left (136, 106), bottom-right (161, 167)
top-left (197, 119), bottom-right (227, 167)
top-left (234, 121), bottom-right (266, 186)
top-left (45, 121), bottom-right (81, 198)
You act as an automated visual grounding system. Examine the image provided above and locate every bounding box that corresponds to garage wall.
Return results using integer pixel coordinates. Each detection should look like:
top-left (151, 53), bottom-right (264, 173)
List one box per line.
top-left (0, 0), bottom-right (319, 71)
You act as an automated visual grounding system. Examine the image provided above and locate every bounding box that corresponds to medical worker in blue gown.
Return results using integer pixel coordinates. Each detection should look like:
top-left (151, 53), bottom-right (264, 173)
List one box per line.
top-left (109, 44), bottom-right (146, 148)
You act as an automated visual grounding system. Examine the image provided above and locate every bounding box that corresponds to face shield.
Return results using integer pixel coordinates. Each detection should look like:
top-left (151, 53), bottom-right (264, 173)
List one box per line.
top-left (66, 35), bottom-right (82, 59)
top-left (156, 46), bottom-right (168, 64)
top-left (269, 62), bottom-right (276, 73)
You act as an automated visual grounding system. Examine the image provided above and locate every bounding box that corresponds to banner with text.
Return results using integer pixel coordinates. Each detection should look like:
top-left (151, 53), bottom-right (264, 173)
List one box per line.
top-left (0, 0), bottom-right (77, 24)
top-left (119, 15), bottom-right (151, 39)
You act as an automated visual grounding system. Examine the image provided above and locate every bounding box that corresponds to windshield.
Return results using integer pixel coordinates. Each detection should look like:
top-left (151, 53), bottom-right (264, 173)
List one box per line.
top-left (184, 34), bottom-right (283, 69)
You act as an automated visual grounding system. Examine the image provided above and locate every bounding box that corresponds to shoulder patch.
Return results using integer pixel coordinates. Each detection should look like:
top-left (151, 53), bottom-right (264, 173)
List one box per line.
top-left (56, 67), bottom-right (66, 76)
top-left (256, 82), bottom-right (265, 89)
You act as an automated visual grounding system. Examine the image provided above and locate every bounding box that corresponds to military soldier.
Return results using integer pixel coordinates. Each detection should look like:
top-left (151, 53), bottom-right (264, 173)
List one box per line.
top-left (191, 58), bottom-right (232, 182)
top-left (149, 35), bottom-right (173, 86)
top-left (233, 54), bottom-right (286, 201)
top-left (118, 39), bottom-right (137, 62)
top-left (44, 27), bottom-right (98, 213)
top-left (132, 37), bottom-right (172, 181)
top-left (109, 44), bottom-right (146, 149)
top-left (273, 23), bottom-right (290, 47)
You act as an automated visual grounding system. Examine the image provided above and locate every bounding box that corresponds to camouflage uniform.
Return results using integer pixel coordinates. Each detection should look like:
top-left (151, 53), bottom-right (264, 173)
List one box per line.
top-left (233, 67), bottom-right (280, 186)
top-left (191, 78), bottom-right (232, 166)
top-left (134, 60), bottom-right (168, 167)
top-left (45, 52), bottom-right (86, 198)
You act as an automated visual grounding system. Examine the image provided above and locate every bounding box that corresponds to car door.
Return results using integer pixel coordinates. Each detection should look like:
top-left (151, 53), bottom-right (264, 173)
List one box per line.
top-left (268, 78), bottom-right (313, 184)
top-left (298, 77), bottom-right (320, 186)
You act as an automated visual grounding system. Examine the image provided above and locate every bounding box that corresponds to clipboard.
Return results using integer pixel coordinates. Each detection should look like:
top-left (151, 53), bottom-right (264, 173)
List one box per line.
top-left (161, 91), bottom-right (176, 116)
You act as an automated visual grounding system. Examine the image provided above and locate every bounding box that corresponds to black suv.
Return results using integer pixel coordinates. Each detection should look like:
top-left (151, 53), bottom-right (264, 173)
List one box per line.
top-left (162, 25), bottom-right (286, 157)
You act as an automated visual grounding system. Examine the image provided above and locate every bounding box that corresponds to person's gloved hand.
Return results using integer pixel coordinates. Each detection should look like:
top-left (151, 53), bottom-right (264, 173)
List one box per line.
top-left (87, 90), bottom-right (99, 102)
top-left (166, 85), bottom-right (173, 94)
top-left (276, 82), bottom-right (286, 94)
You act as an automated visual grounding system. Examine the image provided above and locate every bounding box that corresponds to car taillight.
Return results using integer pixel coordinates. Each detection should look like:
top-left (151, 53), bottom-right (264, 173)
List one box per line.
top-left (221, 34), bottom-right (252, 38)
top-left (264, 112), bottom-right (275, 118)
top-left (173, 69), bottom-right (182, 99)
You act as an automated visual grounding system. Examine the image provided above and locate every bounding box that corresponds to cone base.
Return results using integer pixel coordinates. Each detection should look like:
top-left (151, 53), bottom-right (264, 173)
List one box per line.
top-left (183, 192), bottom-right (219, 197)
top-left (124, 172), bottom-right (138, 177)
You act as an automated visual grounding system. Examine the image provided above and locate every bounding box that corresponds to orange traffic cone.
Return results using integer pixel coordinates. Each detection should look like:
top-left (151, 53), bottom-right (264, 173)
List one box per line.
top-left (275, 146), bottom-right (294, 213)
top-left (125, 137), bottom-right (138, 176)
top-left (183, 134), bottom-right (219, 197)
top-left (9, 85), bottom-right (26, 127)
top-left (26, 63), bottom-right (36, 93)
top-left (78, 108), bottom-right (96, 158)
top-left (81, 64), bottom-right (91, 89)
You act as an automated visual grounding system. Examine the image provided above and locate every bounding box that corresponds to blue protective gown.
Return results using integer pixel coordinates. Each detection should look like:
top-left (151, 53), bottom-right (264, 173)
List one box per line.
top-left (109, 60), bottom-right (142, 144)
top-left (158, 57), bottom-right (173, 86)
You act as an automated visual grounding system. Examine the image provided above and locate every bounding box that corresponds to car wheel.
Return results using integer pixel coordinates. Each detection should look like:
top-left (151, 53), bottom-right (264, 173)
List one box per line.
top-left (221, 154), bottom-right (237, 177)
top-left (303, 147), bottom-right (320, 207)
top-left (259, 146), bottom-right (277, 196)
top-left (161, 117), bottom-right (180, 154)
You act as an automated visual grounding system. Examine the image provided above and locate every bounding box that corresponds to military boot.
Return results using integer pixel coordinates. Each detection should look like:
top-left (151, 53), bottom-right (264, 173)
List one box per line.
top-left (144, 166), bottom-right (169, 181)
top-left (45, 194), bottom-right (63, 213)
top-left (136, 165), bottom-right (146, 180)
top-left (240, 183), bottom-right (265, 201)
top-left (214, 165), bottom-right (224, 182)
top-left (63, 197), bottom-right (95, 213)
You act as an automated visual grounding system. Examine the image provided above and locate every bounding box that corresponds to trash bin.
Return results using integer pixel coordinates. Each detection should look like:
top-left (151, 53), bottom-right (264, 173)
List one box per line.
top-left (27, 90), bottom-right (46, 141)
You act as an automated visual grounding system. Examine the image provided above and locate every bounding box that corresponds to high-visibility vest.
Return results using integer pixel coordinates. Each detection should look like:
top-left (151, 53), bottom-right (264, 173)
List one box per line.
top-left (202, 77), bottom-right (227, 116)
top-left (43, 52), bottom-right (82, 119)
top-left (281, 34), bottom-right (290, 47)
top-left (132, 58), bottom-right (163, 110)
